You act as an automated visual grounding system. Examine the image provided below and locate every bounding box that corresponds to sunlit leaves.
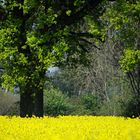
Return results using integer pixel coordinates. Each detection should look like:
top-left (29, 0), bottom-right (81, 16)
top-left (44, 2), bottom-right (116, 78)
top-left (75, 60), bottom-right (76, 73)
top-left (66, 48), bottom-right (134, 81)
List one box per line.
top-left (36, 7), bottom-right (58, 29)
top-left (120, 49), bottom-right (140, 73)
top-left (0, 27), bottom-right (18, 49)
top-left (53, 39), bottom-right (69, 59)
top-left (1, 74), bottom-right (16, 91)
top-left (66, 10), bottom-right (71, 16)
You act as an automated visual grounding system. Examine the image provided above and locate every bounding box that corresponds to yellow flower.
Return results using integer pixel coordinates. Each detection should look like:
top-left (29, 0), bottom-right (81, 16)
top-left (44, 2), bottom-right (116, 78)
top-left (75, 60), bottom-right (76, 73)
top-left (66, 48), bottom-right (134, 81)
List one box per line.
top-left (0, 116), bottom-right (140, 140)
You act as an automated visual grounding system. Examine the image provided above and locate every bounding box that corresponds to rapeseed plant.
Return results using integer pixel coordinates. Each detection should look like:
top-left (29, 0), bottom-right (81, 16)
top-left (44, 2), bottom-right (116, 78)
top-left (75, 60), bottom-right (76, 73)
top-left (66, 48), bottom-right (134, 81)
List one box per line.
top-left (0, 116), bottom-right (139, 140)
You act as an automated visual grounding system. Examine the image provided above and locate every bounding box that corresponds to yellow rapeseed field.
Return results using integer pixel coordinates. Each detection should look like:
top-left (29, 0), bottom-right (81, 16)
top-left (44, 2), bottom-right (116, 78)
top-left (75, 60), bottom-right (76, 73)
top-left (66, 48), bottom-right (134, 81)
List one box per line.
top-left (0, 116), bottom-right (140, 140)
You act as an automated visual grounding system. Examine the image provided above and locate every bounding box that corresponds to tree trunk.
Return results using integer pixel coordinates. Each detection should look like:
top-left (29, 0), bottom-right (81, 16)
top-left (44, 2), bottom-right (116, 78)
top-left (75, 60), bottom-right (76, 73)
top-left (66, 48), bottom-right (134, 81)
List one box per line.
top-left (20, 86), bottom-right (34, 117)
top-left (20, 71), bottom-right (45, 117)
top-left (34, 87), bottom-right (44, 117)
top-left (34, 72), bottom-right (45, 117)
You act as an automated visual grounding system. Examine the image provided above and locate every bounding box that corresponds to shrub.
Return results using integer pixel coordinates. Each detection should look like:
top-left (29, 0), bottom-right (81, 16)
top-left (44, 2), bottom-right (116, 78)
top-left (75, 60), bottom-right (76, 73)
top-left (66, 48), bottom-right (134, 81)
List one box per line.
top-left (44, 88), bottom-right (74, 116)
top-left (81, 94), bottom-right (100, 115)
top-left (68, 96), bottom-right (93, 115)
top-left (123, 97), bottom-right (140, 117)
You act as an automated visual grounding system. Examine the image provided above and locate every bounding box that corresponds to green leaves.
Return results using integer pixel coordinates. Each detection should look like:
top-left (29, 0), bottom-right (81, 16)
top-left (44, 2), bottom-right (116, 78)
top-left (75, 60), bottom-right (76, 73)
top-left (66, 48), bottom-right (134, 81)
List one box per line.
top-left (0, 0), bottom-right (105, 92)
top-left (36, 7), bottom-right (58, 28)
top-left (1, 73), bottom-right (16, 91)
top-left (74, 0), bottom-right (85, 7)
top-left (101, 0), bottom-right (140, 74)
top-left (53, 39), bottom-right (68, 58)
top-left (0, 27), bottom-right (18, 49)
top-left (120, 49), bottom-right (140, 73)
top-left (23, 0), bottom-right (39, 13)
top-left (66, 10), bottom-right (71, 16)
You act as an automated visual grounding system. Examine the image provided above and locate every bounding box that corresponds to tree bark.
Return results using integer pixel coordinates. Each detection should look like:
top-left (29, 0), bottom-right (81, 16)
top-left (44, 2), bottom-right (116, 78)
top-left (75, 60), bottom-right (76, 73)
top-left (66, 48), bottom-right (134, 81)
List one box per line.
top-left (34, 71), bottom-right (45, 117)
top-left (20, 85), bottom-right (34, 117)
top-left (34, 87), bottom-right (44, 117)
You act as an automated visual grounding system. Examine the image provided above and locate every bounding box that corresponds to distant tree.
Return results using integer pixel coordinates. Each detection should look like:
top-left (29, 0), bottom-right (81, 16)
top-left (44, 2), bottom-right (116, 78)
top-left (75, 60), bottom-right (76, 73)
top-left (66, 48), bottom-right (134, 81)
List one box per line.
top-left (101, 0), bottom-right (140, 116)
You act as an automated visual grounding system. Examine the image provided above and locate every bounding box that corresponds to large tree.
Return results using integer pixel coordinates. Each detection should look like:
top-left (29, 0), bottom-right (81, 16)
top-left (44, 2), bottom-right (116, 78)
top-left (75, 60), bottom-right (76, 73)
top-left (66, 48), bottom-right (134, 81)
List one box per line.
top-left (0, 0), bottom-right (105, 117)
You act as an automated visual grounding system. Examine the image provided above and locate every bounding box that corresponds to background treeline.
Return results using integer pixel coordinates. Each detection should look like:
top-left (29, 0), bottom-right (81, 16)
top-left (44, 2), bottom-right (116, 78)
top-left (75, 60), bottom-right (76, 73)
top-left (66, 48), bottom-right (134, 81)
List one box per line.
top-left (0, 0), bottom-right (140, 117)
top-left (0, 36), bottom-right (136, 116)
